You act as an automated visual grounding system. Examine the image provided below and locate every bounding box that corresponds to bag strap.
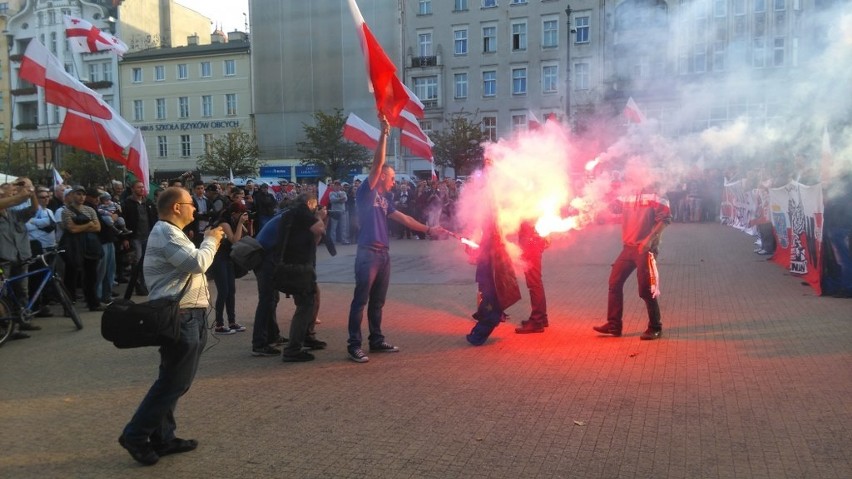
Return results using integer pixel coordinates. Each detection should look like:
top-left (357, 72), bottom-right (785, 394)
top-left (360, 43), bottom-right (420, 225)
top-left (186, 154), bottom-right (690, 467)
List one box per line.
top-left (175, 275), bottom-right (193, 301)
top-left (277, 209), bottom-right (294, 263)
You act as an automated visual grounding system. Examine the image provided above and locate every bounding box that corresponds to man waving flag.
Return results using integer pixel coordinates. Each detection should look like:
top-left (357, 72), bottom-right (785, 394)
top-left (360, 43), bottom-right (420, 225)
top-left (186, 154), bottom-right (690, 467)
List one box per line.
top-left (64, 15), bottom-right (128, 57)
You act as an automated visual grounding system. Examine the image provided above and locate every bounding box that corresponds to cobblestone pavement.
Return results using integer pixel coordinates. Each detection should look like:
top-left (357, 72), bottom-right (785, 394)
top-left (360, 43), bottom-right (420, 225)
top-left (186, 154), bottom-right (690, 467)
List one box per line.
top-left (1, 223), bottom-right (850, 478)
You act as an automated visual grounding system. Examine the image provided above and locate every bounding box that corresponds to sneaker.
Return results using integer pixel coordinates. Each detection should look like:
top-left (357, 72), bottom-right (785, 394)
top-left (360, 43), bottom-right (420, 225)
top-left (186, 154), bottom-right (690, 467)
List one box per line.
top-left (348, 347), bottom-right (369, 363)
top-left (592, 323), bottom-right (622, 337)
top-left (214, 326), bottom-right (236, 335)
top-left (152, 438), bottom-right (198, 457)
top-left (640, 328), bottom-right (662, 340)
top-left (35, 307), bottom-right (54, 318)
top-left (118, 434), bottom-right (159, 466)
top-left (252, 345), bottom-right (281, 357)
top-left (303, 338), bottom-right (327, 350)
top-left (282, 351), bottom-right (315, 362)
top-left (18, 322), bottom-right (42, 331)
top-left (229, 323), bottom-right (247, 332)
top-left (369, 342), bottom-right (399, 353)
top-left (270, 335), bottom-right (289, 346)
top-left (514, 320), bottom-right (545, 334)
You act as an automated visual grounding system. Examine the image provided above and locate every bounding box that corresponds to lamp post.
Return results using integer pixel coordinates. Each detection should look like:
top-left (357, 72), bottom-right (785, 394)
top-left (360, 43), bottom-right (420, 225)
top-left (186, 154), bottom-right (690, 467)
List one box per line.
top-left (565, 4), bottom-right (573, 124)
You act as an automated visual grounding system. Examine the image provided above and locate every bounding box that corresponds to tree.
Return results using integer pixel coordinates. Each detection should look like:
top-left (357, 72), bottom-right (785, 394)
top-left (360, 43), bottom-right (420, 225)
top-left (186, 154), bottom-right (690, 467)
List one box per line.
top-left (0, 141), bottom-right (41, 180)
top-left (431, 111), bottom-right (486, 178)
top-left (196, 127), bottom-right (263, 177)
top-left (296, 109), bottom-right (371, 180)
top-left (60, 148), bottom-right (122, 186)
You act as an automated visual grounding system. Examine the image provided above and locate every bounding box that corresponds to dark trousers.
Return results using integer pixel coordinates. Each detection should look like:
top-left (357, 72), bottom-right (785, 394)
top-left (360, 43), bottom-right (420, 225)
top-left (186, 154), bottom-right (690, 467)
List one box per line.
top-left (522, 247), bottom-right (547, 324)
top-left (282, 284), bottom-right (317, 356)
top-left (64, 255), bottom-right (100, 309)
top-left (347, 246), bottom-right (390, 349)
top-left (468, 257), bottom-right (502, 342)
top-left (210, 257), bottom-right (236, 326)
top-left (606, 246), bottom-right (662, 331)
top-left (123, 309), bottom-right (206, 445)
top-left (252, 260), bottom-right (280, 348)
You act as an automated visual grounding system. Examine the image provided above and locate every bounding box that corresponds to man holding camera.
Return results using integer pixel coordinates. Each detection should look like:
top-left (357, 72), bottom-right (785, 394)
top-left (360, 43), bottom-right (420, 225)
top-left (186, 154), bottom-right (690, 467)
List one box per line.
top-left (0, 178), bottom-right (40, 336)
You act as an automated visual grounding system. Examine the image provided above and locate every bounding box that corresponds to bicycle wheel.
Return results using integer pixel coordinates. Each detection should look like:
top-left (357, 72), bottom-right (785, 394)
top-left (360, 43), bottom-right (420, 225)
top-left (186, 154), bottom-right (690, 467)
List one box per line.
top-left (0, 298), bottom-right (14, 347)
top-left (53, 278), bottom-right (83, 330)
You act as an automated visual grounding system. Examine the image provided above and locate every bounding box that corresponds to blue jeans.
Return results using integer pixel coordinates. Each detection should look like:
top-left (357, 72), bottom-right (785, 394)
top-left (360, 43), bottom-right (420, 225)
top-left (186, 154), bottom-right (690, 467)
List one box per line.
top-left (252, 260), bottom-right (280, 349)
top-left (96, 242), bottom-right (116, 303)
top-left (122, 309), bottom-right (207, 445)
top-left (210, 256), bottom-right (236, 326)
top-left (347, 246), bottom-right (390, 349)
top-left (606, 246), bottom-right (662, 331)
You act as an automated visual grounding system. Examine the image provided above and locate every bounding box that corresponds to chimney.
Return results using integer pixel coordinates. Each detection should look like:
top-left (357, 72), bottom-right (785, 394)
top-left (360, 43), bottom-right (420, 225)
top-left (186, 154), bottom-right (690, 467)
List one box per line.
top-left (227, 31), bottom-right (247, 43)
top-left (187, 34), bottom-right (199, 46)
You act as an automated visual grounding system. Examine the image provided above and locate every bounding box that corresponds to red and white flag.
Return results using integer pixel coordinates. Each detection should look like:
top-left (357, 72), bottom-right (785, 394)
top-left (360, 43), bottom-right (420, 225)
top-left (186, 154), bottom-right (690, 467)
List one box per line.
top-left (64, 15), bottom-right (128, 57)
top-left (52, 168), bottom-right (64, 186)
top-left (392, 108), bottom-right (428, 142)
top-left (624, 96), bottom-right (646, 124)
top-left (528, 110), bottom-right (542, 130)
top-left (343, 113), bottom-right (380, 150)
top-left (19, 39), bottom-right (112, 119)
top-left (347, 0), bottom-right (409, 122)
top-left (400, 129), bottom-right (434, 161)
top-left (317, 181), bottom-right (331, 208)
top-left (400, 82), bottom-right (424, 118)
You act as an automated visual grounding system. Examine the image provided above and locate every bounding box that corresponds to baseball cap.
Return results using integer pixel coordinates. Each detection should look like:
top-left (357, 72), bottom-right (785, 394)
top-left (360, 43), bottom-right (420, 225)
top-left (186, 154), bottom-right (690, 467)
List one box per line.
top-left (85, 187), bottom-right (101, 197)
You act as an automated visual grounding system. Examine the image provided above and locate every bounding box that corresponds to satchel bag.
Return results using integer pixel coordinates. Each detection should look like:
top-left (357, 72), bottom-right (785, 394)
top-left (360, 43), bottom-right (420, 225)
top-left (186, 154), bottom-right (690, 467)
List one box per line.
top-left (230, 235), bottom-right (264, 277)
top-left (101, 277), bottom-right (192, 349)
top-left (271, 210), bottom-right (317, 295)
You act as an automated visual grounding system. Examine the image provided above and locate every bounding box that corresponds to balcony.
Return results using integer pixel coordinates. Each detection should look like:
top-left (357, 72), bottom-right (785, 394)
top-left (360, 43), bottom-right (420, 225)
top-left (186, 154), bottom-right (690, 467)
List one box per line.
top-left (84, 80), bottom-right (114, 90)
top-left (411, 56), bottom-right (437, 68)
top-left (11, 87), bottom-right (37, 96)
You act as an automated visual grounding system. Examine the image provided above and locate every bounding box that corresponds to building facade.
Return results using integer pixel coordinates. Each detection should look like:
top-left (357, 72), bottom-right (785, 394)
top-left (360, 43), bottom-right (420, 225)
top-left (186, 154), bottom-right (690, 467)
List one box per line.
top-left (119, 31), bottom-right (252, 177)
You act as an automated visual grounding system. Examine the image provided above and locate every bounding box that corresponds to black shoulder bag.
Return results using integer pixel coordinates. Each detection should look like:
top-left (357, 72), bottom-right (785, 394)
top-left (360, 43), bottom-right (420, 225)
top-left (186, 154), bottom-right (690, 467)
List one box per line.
top-left (271, 211), bottom-right (316, 295)
top-left (101, 276), bottom-right (192, 349)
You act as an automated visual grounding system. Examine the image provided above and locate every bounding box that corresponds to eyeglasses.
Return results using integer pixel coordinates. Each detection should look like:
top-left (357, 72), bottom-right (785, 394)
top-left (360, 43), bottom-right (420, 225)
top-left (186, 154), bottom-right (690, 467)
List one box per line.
top-left (37, 195), bottom-right (50, 199)
top-left (175, 202), bottom-right (195, 208)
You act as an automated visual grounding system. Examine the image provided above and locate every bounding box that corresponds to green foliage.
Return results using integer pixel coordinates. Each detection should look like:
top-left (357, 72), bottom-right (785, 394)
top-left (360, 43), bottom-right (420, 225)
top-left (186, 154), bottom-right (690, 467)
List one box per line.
top-left (0, 141), bottom-right (41, 180)
top-left (60, 148), bottom-right (122, 186)
top-left (296, 109), bottom-right (371, 179)
top-left (430, 111), bottom-right (486, 178)
top-left (196, 127), bottom-right (263, 177)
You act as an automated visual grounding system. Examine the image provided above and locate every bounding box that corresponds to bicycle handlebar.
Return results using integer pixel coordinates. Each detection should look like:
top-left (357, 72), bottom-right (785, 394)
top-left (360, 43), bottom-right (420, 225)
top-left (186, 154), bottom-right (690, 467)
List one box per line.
top-left (24, 249), bottom-right (66, 267)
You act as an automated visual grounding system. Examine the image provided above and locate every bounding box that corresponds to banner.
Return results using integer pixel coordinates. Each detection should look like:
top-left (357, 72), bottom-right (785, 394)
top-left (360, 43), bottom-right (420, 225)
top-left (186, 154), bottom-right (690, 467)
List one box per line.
top-left (721, 179), bottom-right (755, 232)
top-left (769, 182), bottom-right (824, 295)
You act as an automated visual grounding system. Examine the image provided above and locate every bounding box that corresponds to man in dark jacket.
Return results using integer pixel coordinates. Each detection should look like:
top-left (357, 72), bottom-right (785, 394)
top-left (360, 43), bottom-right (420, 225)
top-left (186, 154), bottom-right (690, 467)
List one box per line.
top-left (122, 181), bottom-right (157, 296)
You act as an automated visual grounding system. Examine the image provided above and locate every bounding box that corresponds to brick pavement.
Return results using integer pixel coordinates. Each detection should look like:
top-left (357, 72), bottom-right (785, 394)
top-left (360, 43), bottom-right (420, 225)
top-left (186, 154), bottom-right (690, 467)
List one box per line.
top-left (1, 222), bottom-right (850, 478)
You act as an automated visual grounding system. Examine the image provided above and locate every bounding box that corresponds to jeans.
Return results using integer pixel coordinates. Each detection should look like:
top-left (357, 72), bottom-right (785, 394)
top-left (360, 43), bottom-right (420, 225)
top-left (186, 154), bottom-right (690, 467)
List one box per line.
top-left (328, 210), bottom-right (349, 244)
top-left (468, 254), bottom-right (502, 343)
top-left (210, 256), bottom-right (236, 326)
top-left (252, 260), bottom-right (280, 349)
top-left (606, 246), bottom-right (662, 331)
top-left (347, 246), bottom-right (390, 349)
top-left (122, 309), bottom-right (207, 445)
top-left (96, 242), bottom-right (116, 303)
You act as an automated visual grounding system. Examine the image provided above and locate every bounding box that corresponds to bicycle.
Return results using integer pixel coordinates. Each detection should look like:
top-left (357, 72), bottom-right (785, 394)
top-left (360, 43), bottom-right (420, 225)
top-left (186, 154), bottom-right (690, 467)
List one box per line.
top-left (0, 249), bottom-right (83, 347)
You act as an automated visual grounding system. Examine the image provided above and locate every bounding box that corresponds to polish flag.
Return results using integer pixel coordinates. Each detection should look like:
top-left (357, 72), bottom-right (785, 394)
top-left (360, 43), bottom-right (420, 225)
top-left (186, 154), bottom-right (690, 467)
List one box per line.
top-left (624, 97), bottom-right (646, 124)
top-left (347, 0), bottom-right (409, 122)
top-left (53, 168), bottom-right (64, 186)
top-left (57, 105), bottom-right (149, 192)
top-left (392, 108), bottom-right (428, 142)
top-left (343, 113), bottom-right (380, 150)
top-left (19, 39), bottom-right (112, 119)
top-left (401, 129), bottom-right (434, 161)
top-left (318, 181), bottom-right (331, 208)
top-left (528, 110), bottom-right (542, 130)
top-left (400, 82), bottom-right (424, 118)
top-left (544, 112), bottom-right (558, 123)
top-left (64, 15), bottom-right (128, 57)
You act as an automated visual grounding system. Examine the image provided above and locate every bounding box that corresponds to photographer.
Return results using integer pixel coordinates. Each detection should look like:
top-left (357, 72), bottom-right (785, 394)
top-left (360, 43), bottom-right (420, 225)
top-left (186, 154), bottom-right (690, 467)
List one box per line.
top-left (1, 178), bottom-right (40, 336)
top-left (61, 185), bottom-right (105, 312)
top-left (208, 202), bottom-right (250, 334)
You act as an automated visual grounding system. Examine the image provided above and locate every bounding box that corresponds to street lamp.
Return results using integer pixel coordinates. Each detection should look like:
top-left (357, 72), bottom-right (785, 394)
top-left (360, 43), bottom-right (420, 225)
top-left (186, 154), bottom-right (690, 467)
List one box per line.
top-left (565, 4), bottom-right (573, 124)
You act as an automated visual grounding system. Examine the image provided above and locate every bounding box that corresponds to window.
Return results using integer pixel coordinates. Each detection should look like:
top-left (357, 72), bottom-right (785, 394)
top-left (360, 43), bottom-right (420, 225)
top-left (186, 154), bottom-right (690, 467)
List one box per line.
top-left (483, 0), bottom-right (497, 7)
top-left (88, 64), bottom-right (100, 82)
top-left (177, 63), bottom-right (188, 80)
top-left (511, 0), bottom-right (527, 4)
top-left (154, 65), bottom-right (164, 81)
top-left (224, 59), bottom-right (236, 76)
top-left (512, 114), bottom-right (527, 131)
top-left (132, 67), bottom-right (142, 83)
top-left (156, 98), bottom-right (166, 119)
top-left (50, 32), bottom-right (57, 53)
top-left (693, 43), bottom-right (707, 73)
top-left (511, 21), bottom-right (527, 51)
top-left (511, 67), bottom-right (527, 95)
top-left (418, 32), bottom-right (433, 57)
top-left (714, 0), bottom-right (727, 17)
top-left (133, 100), bottom-right (143, 121)
top-left (414, 76), bottom-right (438, 105)
top-left (482, 71), bottom-right (496, 97)
top-left (0, 4), bottom-right (9, 15)
top-left (200, 61), bottom-right (211, 78)
top-left (773, 37), bottom-right (785, 66)
top-left (734, 0), bottom-right (746, 15)
top-left (181, 135), bottom-right (191, 157)
top-left (542, 64), bottom-right (558, 92)
top-left (755, 0), bottom-right (766, 12)
top-left (483, 25), bottom-right (497, 53)
top-left (179, 97), bottom-right (190, 118)
top-left (102, 62), bottom-right (113, 82)
top-left (574, 62), bottom-right (589, 90)
top-left (202, 95), bottom-right (212, 117)
top-left (713, 42), bottom-right (726, 71)
top-left (47, 10), bottom-right (56, 25)
top-left (774, 0), bottom-right (785, 11)
top-left (157, 136), bottom-right (168, 157)
top-left (454, 28), bottom-right (468, 55)
top-left (225, 94), bottom-right (237, 116)
top-left (542, 19), bottom-right (558, 48)
top-left (575, 16), bottom-right (590, 43)
top-left (454, 0), bottom-right (468, 11)
top-left (418, 0), bottom-right (431, 15)
top-left (454, 73), bottom-right (468, 99)
top-left (482, 116), bottom-right (497, 141)
top-left (753, 37), bottom-right (766, 67)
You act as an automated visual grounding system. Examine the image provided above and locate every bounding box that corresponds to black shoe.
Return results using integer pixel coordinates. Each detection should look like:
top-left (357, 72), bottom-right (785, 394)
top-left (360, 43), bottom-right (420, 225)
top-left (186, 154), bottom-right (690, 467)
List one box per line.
top-left (11, 331), bottom-right (30, 340)
top-left (369, 342), bottom-right (399, 353)
top-left (152, 438), bottom-right (198, 457)
top-left (640, 328), bottom-right (662, 340)
top-left (514, 320), bottom-right (545, 334)
top-left (118, 435), bottom-right (159, 466)
top-left (593, 323), bottom-right (622, 337)
top-left (18, 322), bottom-right (42, 331)
top-left (116, 277), bottom-right (129, 284)
top-left (251, 345), bottom-right (281, 357)
top-left (35, 307), bottom-right (54, 318)
top-left (303, 338), bottom-right (327, 350)
top-left (89, 304), bottom-right (107, 312)
top-left (269, 335), bottom-right (289, 346)
top-left (282, 351), bottom-right (315, 362)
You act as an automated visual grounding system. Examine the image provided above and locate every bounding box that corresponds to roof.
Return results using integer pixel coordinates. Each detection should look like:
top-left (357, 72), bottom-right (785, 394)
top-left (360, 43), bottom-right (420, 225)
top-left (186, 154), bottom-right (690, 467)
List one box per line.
top-left (121, 40), bottom-right (250, 62)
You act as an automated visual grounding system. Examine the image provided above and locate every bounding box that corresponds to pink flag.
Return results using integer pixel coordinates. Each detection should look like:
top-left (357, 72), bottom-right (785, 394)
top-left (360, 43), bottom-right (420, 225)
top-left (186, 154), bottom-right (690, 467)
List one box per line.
top-left (19, 39), bottom-right (112, 119)
top-left (624, 97), bottom-right (646, 123)
top-left (343, 113), bottom-right (380, 150)
top-left (401, 129), bottom-right (434, 161)
top-left (347, 0), bottom-right (409, 122)
top-left (64, 15), bottom-right (128, 57)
